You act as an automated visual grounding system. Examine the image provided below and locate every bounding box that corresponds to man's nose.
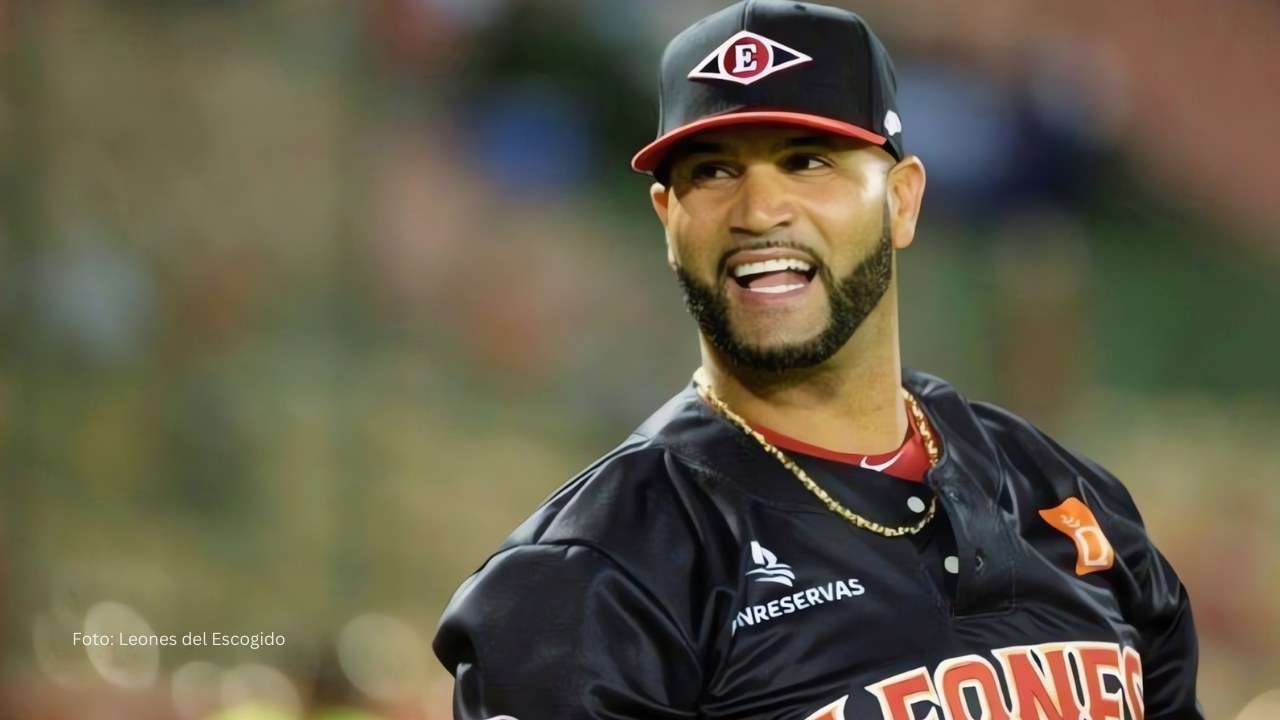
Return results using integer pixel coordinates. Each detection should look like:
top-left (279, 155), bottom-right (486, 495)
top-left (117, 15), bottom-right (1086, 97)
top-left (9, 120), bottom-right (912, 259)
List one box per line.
top-left (727, 165), bottom-right (796, 237)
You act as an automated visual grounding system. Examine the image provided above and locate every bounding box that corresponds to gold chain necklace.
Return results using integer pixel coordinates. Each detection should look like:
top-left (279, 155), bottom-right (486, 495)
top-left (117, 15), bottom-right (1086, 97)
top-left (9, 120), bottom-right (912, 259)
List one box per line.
top-left (693, 367), bottom-right (941, 538)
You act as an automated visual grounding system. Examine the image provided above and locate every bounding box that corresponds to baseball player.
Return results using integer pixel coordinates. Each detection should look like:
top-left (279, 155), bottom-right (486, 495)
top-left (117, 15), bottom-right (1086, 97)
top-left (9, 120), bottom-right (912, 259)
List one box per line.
top-left (433, 2), bottom-right (1203, 718)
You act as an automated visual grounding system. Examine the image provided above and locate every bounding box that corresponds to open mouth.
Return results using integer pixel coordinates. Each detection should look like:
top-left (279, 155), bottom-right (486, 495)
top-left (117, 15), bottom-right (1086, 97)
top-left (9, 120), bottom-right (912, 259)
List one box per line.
top-left (731, 257), bottom-right (818, 294)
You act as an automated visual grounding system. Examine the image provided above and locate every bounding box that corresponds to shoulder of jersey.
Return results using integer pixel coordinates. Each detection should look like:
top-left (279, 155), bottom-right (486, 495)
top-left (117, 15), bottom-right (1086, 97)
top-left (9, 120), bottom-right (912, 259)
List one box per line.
top-left (969, 398), bottom-right (1143, 517)
top-left (907, 367), bottom-right (1146, 535)
top-left (500, 385), bottom-right (734, 558)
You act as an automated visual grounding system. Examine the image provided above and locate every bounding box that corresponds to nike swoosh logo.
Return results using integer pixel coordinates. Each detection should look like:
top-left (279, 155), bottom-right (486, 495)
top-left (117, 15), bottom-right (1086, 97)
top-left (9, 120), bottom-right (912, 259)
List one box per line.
top-left (860, 446), bottom-right (907, 472)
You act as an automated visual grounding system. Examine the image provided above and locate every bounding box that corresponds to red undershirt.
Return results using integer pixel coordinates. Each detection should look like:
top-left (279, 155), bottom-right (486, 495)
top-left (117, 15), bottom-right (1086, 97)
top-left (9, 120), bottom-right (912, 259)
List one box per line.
top-left (754, 401), bottom-right (932, 483)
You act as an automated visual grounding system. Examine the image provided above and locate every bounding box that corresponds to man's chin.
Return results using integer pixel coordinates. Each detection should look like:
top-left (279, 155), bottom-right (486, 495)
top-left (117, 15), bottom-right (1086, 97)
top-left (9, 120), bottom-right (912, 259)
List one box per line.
top-left (715, 334), bottom-right (834, 373)
top-left (725, 317), bottom-right (828, 353)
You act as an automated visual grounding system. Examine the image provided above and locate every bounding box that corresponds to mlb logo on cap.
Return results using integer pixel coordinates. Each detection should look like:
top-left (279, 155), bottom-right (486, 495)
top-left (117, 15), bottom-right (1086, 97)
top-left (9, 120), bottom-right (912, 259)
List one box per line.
top-left (632, 0), bottom-right (905, 176)
top-left (688, 30), bottom-right (813, 85)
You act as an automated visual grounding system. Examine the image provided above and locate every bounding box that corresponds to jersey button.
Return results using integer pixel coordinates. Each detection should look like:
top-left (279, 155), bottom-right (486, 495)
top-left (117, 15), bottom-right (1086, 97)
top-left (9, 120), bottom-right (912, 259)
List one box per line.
top-left (907, 496), bottom-right (926, 513)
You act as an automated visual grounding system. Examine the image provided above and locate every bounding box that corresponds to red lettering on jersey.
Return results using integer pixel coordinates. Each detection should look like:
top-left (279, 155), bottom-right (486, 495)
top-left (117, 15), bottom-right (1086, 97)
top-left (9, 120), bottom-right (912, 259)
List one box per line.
top-left (1122, 646), bottom-right (1145, 720)
top-left (992, 645), bottom-right (1082, 720)
top-left (935, 655), bottom-right (1012, 719)
top-left (836, 642), bottom-right (1144, 720)
top-left (866, 668), bottom-right (939, 720)
top-left (1075, 644), bottom-right (1124, 720)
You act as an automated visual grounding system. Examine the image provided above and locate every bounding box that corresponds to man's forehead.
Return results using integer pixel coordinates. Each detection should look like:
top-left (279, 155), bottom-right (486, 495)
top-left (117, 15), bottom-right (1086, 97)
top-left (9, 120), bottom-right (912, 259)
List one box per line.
top-left (669, 126), bottom-right (870, 158)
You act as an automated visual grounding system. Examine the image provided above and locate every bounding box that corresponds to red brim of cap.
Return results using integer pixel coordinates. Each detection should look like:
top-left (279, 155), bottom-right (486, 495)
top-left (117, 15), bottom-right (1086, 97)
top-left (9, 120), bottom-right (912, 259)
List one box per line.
top-left (630, 110), bottom-right (888, 174)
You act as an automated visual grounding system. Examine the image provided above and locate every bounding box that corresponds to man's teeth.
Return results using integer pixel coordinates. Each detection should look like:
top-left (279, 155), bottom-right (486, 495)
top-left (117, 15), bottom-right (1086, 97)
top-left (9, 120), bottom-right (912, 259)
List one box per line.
top-left (731, 258), bottom-right (813, 278)
top-left (748, 283), bottom-right (806, 294)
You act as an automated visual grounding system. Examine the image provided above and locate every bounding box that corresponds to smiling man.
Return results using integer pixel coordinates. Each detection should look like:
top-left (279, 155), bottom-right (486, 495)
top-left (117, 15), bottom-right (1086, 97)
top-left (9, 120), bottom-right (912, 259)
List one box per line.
top-left (667, 129), bottom-right (904, 375)
top-left (433, 2), bottom-right (1203, 719)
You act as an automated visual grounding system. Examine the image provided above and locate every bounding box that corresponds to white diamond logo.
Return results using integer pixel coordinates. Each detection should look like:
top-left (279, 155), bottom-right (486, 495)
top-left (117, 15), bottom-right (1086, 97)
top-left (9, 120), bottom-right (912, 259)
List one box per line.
top-left (688, 31), bottom-right (813, 86)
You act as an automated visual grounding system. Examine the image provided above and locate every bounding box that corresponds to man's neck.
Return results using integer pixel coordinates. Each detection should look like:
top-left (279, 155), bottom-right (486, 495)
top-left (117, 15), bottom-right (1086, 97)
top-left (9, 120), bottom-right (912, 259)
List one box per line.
top-left (698, 301), bottom-right (908, 456)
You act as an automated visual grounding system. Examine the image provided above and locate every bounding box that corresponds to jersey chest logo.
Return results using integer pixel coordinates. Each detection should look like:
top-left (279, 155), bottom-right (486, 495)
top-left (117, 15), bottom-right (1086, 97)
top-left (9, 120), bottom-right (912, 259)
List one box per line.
top-left (733, 540), bottom-right (866, 634)
top-left (747, 541), bottom-right (795, 586)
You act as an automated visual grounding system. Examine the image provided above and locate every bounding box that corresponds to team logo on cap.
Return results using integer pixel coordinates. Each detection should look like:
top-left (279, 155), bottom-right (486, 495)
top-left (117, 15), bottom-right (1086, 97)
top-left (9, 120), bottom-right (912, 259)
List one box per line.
top-left (688, 30), bottom-right (813, 85)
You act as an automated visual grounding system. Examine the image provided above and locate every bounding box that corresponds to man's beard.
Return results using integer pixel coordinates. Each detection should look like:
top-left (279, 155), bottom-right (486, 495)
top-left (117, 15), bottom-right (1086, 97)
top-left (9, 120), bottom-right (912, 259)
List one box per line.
top-left (675, 226), bottom-right (893, 374)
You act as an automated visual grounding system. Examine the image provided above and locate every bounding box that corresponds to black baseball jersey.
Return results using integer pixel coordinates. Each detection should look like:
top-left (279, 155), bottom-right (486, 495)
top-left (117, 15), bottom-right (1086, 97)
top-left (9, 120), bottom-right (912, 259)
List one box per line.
top-left (433, 369), bottom-right (1202, 719)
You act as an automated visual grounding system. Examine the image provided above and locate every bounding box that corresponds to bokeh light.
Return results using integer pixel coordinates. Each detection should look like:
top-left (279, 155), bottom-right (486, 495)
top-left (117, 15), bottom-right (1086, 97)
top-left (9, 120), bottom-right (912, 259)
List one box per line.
top-left (1235, 690), bottom-right (1280, 720)
top-left (172, 661), bottom-right (225, 720)
top-left (336, 613), bottom-right (430, 705)
top-left (31, 611), bottom-right (93, 689)
top-left (221, 663), bottom-right (302, 718)
top-left (82, 601), bottom-right (161, 690)
top-left (206, 702), bottom-right (299, 720)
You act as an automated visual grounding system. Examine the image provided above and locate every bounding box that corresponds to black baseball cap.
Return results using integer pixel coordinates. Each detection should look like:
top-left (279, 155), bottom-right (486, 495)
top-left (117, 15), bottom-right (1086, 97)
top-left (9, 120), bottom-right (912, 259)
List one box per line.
top-left (632, 0), bottom-right (904, 176)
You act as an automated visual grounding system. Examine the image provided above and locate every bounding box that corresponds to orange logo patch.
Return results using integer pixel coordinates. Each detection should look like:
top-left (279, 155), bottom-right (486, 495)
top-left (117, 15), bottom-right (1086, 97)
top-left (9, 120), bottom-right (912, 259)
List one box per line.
top-left (1039, 497), bottom-right (1115, 575)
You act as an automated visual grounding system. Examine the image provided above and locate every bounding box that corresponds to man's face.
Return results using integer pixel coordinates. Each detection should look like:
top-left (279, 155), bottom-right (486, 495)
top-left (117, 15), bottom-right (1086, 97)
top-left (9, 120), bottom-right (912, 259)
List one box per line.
top-left (652, 126), bottom-right (897, 372)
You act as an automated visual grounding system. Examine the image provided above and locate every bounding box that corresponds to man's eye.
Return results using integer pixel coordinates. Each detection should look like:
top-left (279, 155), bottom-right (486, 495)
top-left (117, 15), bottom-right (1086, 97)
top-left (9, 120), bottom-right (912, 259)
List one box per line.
top-left (690, 163), bottom-right (734, 180)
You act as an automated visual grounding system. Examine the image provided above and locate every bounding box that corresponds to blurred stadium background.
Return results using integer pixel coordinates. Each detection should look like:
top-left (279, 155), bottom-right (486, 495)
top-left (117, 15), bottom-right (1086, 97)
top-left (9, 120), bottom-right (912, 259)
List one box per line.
top-left (1, 0), bottom-right (1278, 718)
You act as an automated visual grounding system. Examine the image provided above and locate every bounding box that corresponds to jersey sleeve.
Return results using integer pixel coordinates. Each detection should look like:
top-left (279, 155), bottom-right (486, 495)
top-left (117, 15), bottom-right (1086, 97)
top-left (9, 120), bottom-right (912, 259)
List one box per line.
top-left (973, 401), bottom-right (1204, 718)
top-left (1075, 455), bottom-right (1204, 720)
top-left (432, 542), bottom-right (703, 720)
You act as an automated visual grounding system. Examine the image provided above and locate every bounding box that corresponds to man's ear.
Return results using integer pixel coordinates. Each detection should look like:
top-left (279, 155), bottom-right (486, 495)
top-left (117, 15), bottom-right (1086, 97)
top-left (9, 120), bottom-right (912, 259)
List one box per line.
top-left (650, 182), bottom-right (670, 228)
top-left (650, 182), bottom-right (679, 270)
top-left (886, 156), bottom-right (927, 251)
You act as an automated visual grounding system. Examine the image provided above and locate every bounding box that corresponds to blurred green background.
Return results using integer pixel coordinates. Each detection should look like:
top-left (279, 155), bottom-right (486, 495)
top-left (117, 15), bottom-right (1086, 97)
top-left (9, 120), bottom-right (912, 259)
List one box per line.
top-left (2, 1), bottom-right (1278, 718)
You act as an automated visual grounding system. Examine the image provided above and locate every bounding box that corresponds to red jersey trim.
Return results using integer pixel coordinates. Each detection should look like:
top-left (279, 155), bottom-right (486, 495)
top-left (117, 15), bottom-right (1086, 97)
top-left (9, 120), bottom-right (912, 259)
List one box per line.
top-left (755, 405), bottom-right (931, 483)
